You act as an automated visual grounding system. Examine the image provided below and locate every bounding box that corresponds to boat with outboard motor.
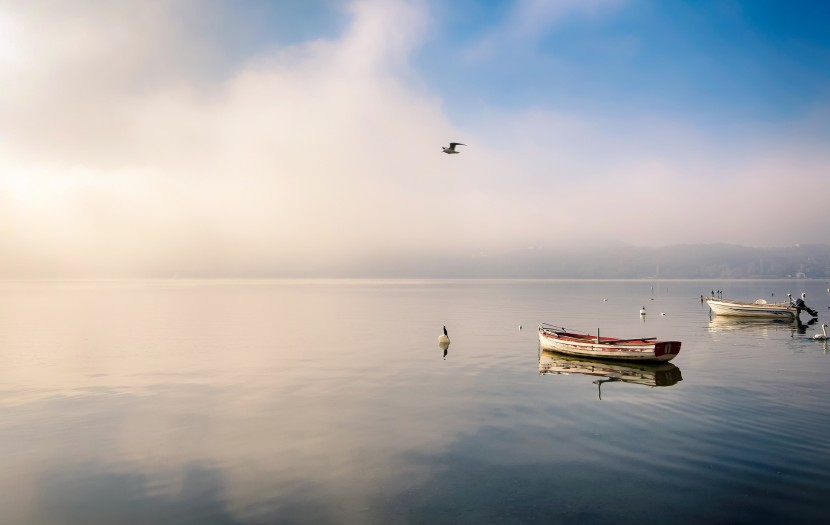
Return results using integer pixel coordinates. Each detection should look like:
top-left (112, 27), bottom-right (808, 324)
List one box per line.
top-left (706, 293), bottom-right (817, 319)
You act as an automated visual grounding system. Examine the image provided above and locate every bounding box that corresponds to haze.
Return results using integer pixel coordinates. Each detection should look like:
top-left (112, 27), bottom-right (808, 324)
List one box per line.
top-left (1, 0), bottom-right (829, 278)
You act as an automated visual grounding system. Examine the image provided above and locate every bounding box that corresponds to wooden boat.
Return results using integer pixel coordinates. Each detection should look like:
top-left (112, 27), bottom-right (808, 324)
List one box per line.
top-left (538, 324), bottom-right (681, 362)
top-left (539, 352), bottom-right (683, 387)
top-left (706, 297), bottom-right (799, 319)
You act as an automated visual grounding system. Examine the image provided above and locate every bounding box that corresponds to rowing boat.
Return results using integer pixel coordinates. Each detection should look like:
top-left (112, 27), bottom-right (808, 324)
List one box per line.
top-left (538, 324), bottom-right (681, 362)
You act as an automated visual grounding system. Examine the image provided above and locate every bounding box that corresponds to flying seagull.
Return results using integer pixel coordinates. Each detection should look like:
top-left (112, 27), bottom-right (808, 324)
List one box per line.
top-left (442, 142), bottom-right (465, 154)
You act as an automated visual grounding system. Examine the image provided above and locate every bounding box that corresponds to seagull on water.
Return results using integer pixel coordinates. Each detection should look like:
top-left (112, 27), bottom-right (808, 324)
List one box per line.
top-left (442, 142), bottom-right (465, 154)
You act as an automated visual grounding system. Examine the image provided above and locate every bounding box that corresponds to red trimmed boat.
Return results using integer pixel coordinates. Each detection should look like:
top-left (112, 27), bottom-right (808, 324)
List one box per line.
top-left (538, 324), bottom-right (681, 362)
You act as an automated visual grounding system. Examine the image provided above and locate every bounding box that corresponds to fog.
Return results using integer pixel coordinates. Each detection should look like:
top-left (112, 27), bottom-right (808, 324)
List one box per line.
top-left (1, 1), bottom-right (828, 278)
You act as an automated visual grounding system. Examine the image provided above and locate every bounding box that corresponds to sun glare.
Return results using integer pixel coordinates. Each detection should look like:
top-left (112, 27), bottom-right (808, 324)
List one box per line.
top-left (0, 10), bottom-right (22, 65)
top-left (2, 166), bottom-right (85, 215)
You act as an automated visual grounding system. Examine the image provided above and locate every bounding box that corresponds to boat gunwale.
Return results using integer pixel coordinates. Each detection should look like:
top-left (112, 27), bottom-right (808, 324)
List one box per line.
top-left (539, 325), bottom-right (673, 347)
top-left (542, 332), bottom-right (658, 347)
top-left (705, 298), bottom-right (795, 309)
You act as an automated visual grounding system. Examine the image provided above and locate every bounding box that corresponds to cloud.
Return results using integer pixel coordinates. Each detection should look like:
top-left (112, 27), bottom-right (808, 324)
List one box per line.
top-left (509, 0), bottom-right (627, 39)
top-left (458, 0), bottom-right (626, 64)
top-left (0, 0), bottom-right (828, 278)
top-left (0, 0), bottom-right (480, 277)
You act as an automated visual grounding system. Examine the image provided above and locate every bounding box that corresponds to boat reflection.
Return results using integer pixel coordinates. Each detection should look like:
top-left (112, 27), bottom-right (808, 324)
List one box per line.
top-left (539, 351), bottom-right (683, 399)
top-left (707, 316), bottom-right (817, 335)
top-left (794, 317), bottom-right (816, 335)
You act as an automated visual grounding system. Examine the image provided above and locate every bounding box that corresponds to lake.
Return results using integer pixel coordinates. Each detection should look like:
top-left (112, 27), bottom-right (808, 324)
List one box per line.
top-left (1, 279), bottom-right (829, 524)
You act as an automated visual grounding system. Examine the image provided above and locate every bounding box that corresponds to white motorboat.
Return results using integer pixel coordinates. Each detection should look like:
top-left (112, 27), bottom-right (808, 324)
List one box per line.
top-left (706, 297), bottom-right (798, 319)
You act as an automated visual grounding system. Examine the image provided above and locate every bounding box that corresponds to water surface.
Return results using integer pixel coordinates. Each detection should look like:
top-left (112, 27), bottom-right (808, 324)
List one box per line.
top-left (1, 279), bottom-right (829, 524)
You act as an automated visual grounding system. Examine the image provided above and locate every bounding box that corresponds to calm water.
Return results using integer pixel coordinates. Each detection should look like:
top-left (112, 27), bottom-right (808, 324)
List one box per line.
top-left (1, 279), bottom-right (829, 524)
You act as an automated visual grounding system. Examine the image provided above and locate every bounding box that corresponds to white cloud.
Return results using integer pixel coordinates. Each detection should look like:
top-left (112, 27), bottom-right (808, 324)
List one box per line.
top-left (0, 0), bottom-right (478, 277)
top-left (460, 0), bottom-right (626, 63)
top-left (0, 0), bottom-right (828, 278)
top-left (510, 0), bottom-right (627, 38)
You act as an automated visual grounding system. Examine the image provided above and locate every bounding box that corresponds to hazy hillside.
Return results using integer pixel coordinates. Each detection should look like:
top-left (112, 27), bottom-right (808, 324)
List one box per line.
top-left (335, 243), bottom-right (830, 279)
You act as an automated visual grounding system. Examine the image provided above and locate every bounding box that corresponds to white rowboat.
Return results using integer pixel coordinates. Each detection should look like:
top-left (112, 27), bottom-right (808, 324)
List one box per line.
top-left (538, 324), bottom-right (681, 362)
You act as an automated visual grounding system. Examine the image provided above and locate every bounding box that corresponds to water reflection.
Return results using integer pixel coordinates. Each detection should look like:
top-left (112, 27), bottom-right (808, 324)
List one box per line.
top-left (438, 340), bottom-right (449, 359)
top-left (4, 280), bottom-right (830, 523)
top-left (34, 462), bottom-right (238, 525)
top-left (707, 316), bottom-right (817, 335)
top-left (795, 317), bottom-right (818, 335)
top-left (538, 350), bottom-right (683, 399)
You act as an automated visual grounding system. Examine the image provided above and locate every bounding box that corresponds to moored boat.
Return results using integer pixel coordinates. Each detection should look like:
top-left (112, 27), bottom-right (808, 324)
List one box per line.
top-left (706, 297), bottom-right (798, 319)
top-left (538, 324), bottom-right (681, 362)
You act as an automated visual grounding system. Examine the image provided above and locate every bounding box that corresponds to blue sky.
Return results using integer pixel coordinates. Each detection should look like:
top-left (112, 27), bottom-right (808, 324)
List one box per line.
top-left (428, 1), bottom-right (830, 123)
top-left (221, 0), bottom-right (830, 125)
top-left (1, 0), bottom-right (829, 277)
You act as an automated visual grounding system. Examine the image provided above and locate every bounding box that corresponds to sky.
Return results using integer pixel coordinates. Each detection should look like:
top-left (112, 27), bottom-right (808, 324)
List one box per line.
top-left (1, 0), bottom-right (829, 278)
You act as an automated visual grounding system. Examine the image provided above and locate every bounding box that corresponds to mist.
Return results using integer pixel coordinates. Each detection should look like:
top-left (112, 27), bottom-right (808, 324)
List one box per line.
top-left (1, 0), bottom-right (829, 278)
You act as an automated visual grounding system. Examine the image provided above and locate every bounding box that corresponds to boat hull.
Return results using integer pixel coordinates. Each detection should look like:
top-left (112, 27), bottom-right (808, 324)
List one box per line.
top-left (706, 298), bottom-right (796, 319)
top-left (538, 327), bottom-right (680, 362)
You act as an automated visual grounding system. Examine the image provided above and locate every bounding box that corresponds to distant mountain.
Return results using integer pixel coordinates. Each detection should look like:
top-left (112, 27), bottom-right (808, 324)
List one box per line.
top-left (335, 243), bottom-right (830, 279)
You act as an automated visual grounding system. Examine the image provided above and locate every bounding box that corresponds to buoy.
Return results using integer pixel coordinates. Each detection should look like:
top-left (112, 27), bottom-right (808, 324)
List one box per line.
top-left (438, 325), bottom-right (450, 344)
top-left (640, 306), bottom-right (646, 316)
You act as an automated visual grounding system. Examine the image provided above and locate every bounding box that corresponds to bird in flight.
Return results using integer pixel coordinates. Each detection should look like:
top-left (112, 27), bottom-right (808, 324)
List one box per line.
top-left (442, 142), bottom-right (465, 154)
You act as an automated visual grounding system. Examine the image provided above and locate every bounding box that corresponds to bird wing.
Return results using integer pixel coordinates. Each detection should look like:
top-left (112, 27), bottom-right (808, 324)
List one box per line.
top-left (449, 142), bottom-right (465, 147)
